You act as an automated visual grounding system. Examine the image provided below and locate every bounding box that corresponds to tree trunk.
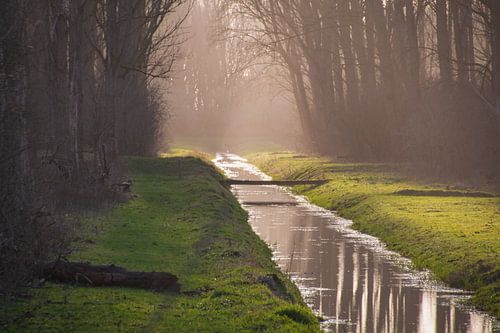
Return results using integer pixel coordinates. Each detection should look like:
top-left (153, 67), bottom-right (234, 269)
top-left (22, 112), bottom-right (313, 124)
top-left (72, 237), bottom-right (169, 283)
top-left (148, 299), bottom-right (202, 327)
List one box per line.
top-left (490, 0), bottom-right (500, 123)
top-left (69, 0), bottom-right (85, 178)
top-left (405, 0), bottom-right (421, 99)
top-left (300, 0), bottom-right (335, 154)
top-left (351, 0), bottom-right (377, 98)
top-left (287, 43), bottom-right (317, 151)
top-left (82, 0), bottom-right (98, 170)
top-left (371, 0), bottom-right (397, 96)
top-left (338, 1), bottom-right (360, 112)
top-left (104, 0), bottom-right (119, 157)
top-left (463, 1), bottom-right (474, 85)
top-left (48, 0), bottom-right (70, 162)
top-left (392, 0), bottom-right (408, 93)
top-left (436, 0), bottom-right (453, 84)
top-left (43, 261), bottom-right (180, 291)
top-left (371, 0), bottom-right (404, 158)
top-left (416, 0), bottom-right (428, 82)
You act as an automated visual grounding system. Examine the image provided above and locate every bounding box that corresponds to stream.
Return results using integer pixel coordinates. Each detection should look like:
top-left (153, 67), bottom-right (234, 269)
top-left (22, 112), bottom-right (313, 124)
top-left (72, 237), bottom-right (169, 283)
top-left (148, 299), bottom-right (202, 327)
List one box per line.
top-left (213, 153), bottom-right (499, 333)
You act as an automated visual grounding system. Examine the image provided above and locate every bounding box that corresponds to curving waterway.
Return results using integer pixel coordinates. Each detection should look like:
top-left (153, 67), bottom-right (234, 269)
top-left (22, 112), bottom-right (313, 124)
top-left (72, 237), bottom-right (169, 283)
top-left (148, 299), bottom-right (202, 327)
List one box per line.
top-left (213, 153), bottom-right (499, 333)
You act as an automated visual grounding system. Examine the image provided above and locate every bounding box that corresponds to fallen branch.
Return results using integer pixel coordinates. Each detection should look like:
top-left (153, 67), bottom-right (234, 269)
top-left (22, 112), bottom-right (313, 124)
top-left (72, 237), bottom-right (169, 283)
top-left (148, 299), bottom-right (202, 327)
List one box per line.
top-left (43, 261), bottom-right (180, 292)
top-left (225, 180), bottom-right (327, 186)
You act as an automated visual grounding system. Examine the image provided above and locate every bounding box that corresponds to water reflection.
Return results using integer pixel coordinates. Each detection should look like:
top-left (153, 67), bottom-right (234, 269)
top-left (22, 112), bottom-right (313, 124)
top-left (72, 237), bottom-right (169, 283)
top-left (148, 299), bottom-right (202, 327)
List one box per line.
top-left (418, 290), bottom-right (437, 333)
top-left (214, 154), bottom-right (499, 333)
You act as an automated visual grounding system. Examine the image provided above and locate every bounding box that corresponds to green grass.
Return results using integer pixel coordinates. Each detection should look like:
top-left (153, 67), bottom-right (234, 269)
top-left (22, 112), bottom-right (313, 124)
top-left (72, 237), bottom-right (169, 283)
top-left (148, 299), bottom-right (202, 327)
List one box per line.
top-left (248, 152), bottom-right (500, 319)
top-left (1, 152), bottom-right (319, 332)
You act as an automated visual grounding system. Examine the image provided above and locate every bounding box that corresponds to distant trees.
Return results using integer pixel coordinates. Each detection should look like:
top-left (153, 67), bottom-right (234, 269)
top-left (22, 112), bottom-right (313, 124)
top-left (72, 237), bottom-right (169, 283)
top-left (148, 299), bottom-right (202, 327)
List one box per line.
top-left (218, 0), bottom-right (500, 177)
top-left (173, 0), bottom-right (270, 138)
top-left (0, 0), bottom-right (187, 291)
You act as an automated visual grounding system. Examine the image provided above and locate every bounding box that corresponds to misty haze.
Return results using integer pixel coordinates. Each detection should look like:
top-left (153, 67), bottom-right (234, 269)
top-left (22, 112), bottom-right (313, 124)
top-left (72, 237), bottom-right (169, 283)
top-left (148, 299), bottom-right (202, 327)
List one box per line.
top-left (1, 0), bottom-right (499, 332)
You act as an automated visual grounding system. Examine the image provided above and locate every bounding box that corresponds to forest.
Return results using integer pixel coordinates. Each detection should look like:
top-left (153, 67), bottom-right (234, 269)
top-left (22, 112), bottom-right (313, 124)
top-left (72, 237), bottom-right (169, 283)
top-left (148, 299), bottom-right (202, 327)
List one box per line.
top-left (177, 0), bottom-right (500, 177)
top-left (1, 0), bottom-right (499, 331)
top-left (1, 0), bottom-right (187, 292)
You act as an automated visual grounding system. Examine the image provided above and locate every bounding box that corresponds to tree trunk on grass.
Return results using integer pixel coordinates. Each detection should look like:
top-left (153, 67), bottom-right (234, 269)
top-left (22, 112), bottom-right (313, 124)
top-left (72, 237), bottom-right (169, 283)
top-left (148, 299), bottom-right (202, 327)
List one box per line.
top-left (43, 261), bottom-right (180, 291)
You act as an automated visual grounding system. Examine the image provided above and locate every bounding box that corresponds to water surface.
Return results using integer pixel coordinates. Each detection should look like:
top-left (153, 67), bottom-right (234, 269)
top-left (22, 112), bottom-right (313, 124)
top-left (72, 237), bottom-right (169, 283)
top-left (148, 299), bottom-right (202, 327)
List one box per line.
top-left (214, 153), bottom-right (499, 333)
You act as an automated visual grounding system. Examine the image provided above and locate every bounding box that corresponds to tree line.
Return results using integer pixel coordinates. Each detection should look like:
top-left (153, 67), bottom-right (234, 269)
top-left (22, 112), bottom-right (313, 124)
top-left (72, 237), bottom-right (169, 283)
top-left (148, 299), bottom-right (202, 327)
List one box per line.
top-left (0, 0), bottom-right (186, 291)
top-left (215, 0), bottom-right (500, 178)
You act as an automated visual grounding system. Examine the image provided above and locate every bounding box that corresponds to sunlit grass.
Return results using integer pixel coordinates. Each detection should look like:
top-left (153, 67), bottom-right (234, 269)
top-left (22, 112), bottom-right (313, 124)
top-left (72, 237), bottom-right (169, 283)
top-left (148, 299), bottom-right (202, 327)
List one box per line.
top-left (159, 147), bottom-right (214, 161)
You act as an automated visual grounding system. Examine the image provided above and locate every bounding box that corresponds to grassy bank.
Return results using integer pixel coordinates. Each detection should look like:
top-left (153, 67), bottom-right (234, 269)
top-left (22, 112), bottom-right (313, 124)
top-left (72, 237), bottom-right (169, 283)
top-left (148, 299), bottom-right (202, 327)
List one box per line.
top-left (1, 152), bottom-right (319, 332)
top-left (248, 152), bottom-right (500, 319)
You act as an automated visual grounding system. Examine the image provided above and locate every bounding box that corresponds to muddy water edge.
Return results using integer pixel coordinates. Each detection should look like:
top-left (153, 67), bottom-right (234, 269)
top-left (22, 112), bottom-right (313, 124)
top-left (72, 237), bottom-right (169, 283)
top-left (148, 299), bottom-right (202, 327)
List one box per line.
top-left (213, 153), bottom-right (500, 333)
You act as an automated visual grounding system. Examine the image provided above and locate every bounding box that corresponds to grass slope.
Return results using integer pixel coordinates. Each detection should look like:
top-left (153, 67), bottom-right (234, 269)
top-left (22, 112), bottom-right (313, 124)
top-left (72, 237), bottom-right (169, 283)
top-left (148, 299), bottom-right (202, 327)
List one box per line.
top-left (1, 153), bottom-right (319, 332)
top-left (248, 152), bottom-right (500, 319)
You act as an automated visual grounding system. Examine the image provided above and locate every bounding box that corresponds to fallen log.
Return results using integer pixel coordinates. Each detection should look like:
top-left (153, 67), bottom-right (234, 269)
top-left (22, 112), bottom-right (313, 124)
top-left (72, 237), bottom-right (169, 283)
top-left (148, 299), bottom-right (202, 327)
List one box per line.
top-left (241, 201), bottom-right (298, 206)
top-left (225, 180), bottom-right (327, 186)
top-left (43, 261), bottom-right (180, 292)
